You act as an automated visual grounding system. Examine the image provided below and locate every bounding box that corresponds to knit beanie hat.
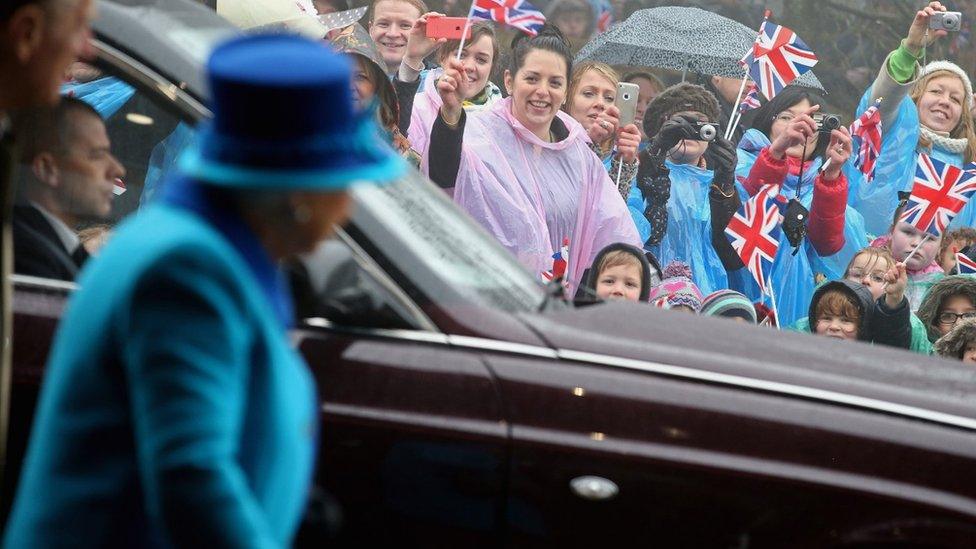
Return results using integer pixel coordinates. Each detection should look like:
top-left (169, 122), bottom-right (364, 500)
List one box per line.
top-left (642, 82), bottom-right (721, 139)
top-left (919, 60), bottom-right (975, 110)
top-left (700, 290), bottom-right (758, 323)
top-left (647, 261), bottom-right (703, 312)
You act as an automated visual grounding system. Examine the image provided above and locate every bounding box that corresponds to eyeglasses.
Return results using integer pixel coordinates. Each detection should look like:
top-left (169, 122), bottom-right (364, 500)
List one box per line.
top-left (937, 311), bottom-right (976, 325)
top-left (773, 112), bottom-right (797, 124)
top-left (846, 270), bottom-right (886, 284)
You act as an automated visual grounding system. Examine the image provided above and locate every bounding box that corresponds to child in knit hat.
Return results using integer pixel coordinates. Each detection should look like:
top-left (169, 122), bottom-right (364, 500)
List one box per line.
top-left (648, 261), bottom-right (703, 313)
top-left (700, 290), bottom-right (757, 323)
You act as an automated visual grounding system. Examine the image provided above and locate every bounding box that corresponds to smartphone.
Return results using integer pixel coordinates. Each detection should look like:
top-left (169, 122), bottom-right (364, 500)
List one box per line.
top-left (615, 82), bottom-right (640, 128)
top-left (425, 16), bottom-right (472, 40)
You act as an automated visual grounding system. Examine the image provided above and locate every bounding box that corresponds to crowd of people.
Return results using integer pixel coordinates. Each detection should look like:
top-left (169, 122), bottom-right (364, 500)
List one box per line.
top-left (5, 0), bottom-right (976, 545)
top-left (350, 0), bottom-right (976, 362)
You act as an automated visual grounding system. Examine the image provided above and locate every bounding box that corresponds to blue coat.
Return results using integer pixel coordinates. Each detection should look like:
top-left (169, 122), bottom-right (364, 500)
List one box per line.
top-left (4, 178), bottom-right (317, 547)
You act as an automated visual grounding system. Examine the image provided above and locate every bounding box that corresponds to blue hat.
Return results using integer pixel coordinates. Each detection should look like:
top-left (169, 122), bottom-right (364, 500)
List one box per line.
top-left (179, 34), bottom-right (406, 190)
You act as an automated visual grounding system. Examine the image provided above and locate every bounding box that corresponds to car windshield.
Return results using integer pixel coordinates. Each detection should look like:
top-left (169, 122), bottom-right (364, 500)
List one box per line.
top-left (352, 171), bottom-right (548, 314)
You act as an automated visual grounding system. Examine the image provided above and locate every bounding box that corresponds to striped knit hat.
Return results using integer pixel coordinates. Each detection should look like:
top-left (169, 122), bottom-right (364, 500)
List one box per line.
top-left (700, 290), bottom-right (758, 323)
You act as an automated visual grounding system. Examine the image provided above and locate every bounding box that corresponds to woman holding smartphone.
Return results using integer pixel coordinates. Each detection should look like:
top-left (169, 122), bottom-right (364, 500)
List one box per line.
top-left (395, 15), bottom-right (502, 173)
top-left (425, 26), bottom-right (640, 293)
top-left (563, 61), bottom-right (643, 199)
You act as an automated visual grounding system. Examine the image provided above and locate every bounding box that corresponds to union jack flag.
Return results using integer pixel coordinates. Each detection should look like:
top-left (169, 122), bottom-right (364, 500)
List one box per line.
top-left (725, 184), bottom-right (782, 292)
top-left (850, 105), bottom-right (882, 182)
top-left (900, 154), bottom-right (976, 237)
top-left (113, 178), bottom-right (126, 196)
top-left (739, 21), bottom-right (818, 101)
top-left (542, 237), bottom-right (570, 282)
top-left (590, 0), bottom-right (612, 33)
top-left (738, 82), bottom-right (761, 112)
top-left (472, 0), bottom-right (546, 36)
top-left (955, 252), bottom-right (976, 274)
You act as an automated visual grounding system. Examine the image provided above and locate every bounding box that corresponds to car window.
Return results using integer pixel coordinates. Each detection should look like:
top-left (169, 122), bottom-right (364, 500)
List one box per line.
top-left (289, 234), bottom-right (427, 331)
top-left (11, 63), bottom-right (196, 280)
top-left (351, 172), bottom-right (548, 314)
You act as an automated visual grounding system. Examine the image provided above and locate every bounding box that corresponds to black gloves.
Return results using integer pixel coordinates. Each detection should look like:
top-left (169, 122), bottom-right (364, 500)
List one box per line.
top-left (637, 148), bottom-right (671, 246)
top-left (704, 135), bottom-right (737, 192)
top-left (649, 117), bottom-right (696, 156)
top-left (705, 136), bottom-right (745, 271)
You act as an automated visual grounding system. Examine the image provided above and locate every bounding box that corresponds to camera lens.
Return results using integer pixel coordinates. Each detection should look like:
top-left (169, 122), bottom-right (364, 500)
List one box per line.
top-left (946, 14), bottom-right (959, 25)
top-left (700, 124), bottom-right (717, 141)
top-left (623, 93), bottom-right (630, 100)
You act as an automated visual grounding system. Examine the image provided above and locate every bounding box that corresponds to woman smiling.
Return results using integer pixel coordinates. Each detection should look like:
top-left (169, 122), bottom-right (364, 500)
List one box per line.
top-left (425, 25), bottom-right (639, 292)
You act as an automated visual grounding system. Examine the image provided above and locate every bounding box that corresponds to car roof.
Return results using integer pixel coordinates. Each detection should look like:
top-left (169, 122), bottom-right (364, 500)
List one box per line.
top-left (94, 0), bottom-right (238, 103)
top-left (519, 302), bottom-right (976, 431)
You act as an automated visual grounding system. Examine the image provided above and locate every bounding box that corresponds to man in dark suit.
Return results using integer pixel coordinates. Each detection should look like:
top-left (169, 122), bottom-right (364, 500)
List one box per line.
top-left (13, 96), bottom-right (124, 280)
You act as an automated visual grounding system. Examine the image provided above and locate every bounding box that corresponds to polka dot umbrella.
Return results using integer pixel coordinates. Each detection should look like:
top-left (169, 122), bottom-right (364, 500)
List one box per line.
top-left (575, 5), bottom-right (824, 90)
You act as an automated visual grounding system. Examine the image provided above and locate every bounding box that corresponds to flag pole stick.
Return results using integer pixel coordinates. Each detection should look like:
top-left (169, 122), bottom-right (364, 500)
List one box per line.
top-left (455, 0), bottom-right (477, 60)
top-left (724, 70), bottom-right (750, 140)
top-left (766, 279), bottom-right (781, 330)
top-left (905, 233), bottom-right (931, 267)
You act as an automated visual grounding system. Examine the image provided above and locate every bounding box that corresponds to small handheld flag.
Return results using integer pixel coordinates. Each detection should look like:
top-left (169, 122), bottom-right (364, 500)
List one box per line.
top-left (956, 252), bottom-right (976, 275)
top-left (472, 0), bottom-right (546, 36)
top-left (739, 21), bottom-right (818, 101)
top-left (849, 100), bottom-right (882, 182)
top-left (725, 184), bottom-right (782, 292)
top-left (542, 237), bottom-right (570, 282)
top-left (738, 82), bottom-right (761, 112)
top-left (113, 178), bottom-right (126, 196)
top-left (900, 154), bottom-right (976, 237)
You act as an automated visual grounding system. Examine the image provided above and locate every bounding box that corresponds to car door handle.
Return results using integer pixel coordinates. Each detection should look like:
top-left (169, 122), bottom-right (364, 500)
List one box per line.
top-left (570, 476), bottom-right (619, 501)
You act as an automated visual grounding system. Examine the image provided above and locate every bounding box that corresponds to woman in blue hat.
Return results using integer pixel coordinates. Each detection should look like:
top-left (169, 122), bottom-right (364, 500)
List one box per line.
top-left (4, 34), bottom-right (405, 547)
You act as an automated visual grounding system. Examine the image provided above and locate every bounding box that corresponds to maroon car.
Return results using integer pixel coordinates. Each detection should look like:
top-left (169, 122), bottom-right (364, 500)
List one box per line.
top-left (4, 1), bottom-right (976, 547)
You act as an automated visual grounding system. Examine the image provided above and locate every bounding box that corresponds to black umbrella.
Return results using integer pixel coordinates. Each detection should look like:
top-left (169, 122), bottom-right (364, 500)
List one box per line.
top-left (576, 6), bottom-right (824, 90)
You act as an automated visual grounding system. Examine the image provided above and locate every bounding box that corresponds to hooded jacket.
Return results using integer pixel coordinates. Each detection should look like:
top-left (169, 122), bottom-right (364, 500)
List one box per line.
top-left (933, 318), bottom-right (976, 360)
top-left (575, 243), bottom-right (655, 304)
top-left (916, 275), bottom-right (976, 343)
top-left (807, 279), bottom-right (911, 349)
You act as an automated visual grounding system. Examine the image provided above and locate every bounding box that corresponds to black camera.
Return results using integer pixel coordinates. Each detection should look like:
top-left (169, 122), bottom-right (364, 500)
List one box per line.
top-left (813, 113), bottom-right (841, 133)
top-left (930, 11), bottom-right (962, 32)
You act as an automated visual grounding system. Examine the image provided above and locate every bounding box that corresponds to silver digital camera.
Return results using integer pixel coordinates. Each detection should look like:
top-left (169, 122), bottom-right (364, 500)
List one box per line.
top-left (930, 11), bottom-right (962, 32)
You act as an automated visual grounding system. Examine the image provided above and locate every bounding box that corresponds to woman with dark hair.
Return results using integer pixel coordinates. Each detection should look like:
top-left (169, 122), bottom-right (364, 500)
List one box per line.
top-left (426, 25), bottom-right (640, 293)
top-left (734, 85), bottom-right (867, 327)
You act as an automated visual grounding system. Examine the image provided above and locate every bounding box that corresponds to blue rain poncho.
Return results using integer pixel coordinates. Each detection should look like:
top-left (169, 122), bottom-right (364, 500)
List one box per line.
top-left (848, 90), bottom-right (976, 236)
top-left (733, 129), bottom-right (869, 327)
top-left (627, 161), bottom-right (729, 295)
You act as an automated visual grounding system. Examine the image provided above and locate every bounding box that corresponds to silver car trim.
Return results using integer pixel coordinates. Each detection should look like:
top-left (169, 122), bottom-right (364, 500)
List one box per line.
top-left (92, 38), bottom-right (211, 121)
top-left (301, 317), bottom-right (449, 345)
top-left (299, 323), bottom-right (976, 432)
top-left (11, 274), bottom-right (77, 293)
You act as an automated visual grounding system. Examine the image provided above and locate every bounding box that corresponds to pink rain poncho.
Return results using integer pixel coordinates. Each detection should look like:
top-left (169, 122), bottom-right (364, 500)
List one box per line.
top-left (409, 68), bottom-right (501, 176)
top-left (448, 97), bottom-right (641, 292)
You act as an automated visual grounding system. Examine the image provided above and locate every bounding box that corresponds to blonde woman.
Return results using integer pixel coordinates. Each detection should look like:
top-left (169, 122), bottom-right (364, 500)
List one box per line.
top-left (563, 61), bottom-right (641, 198)
top-left (851, 1), bottom-right (976, 235)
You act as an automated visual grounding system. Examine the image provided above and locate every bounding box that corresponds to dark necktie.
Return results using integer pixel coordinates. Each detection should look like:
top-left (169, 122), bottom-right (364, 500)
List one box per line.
top-left (71, 245), bottom-right (89, 269)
